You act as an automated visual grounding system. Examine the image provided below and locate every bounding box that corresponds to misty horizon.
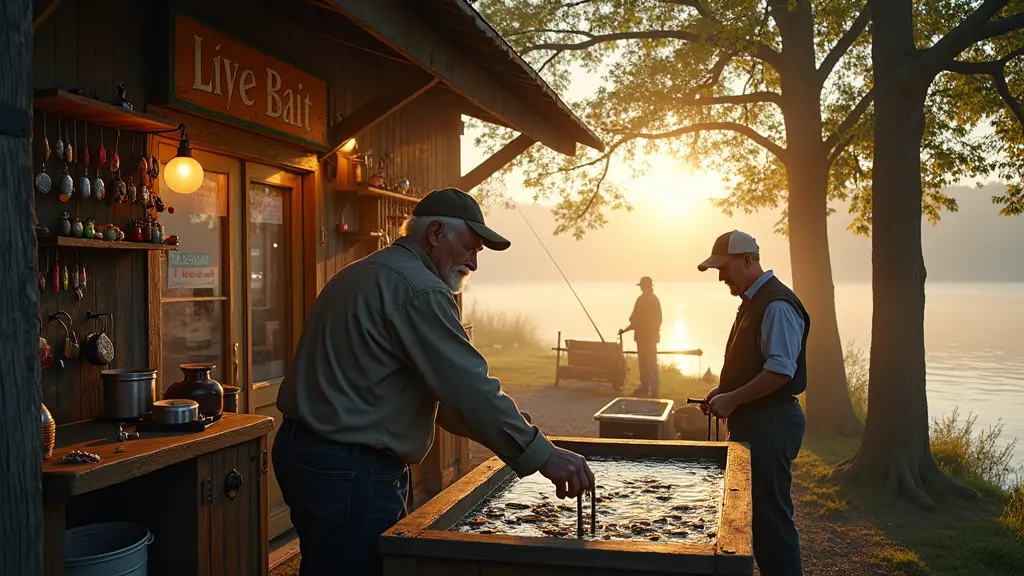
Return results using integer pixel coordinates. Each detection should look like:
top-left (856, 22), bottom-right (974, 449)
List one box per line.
top-left (467, 183), bottom-right (1024, 285)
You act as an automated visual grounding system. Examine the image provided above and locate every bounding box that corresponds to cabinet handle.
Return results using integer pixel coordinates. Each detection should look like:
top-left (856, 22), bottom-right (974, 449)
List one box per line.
top-left (225, 468), bottom-right (244, 499)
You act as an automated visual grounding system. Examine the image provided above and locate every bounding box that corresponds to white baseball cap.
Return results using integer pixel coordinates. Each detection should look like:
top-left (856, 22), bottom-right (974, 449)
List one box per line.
top-left (697, 230), bottom-right (760, 271)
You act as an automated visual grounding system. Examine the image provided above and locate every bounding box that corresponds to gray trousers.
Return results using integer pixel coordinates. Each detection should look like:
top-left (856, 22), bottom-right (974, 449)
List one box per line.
top-left (636, 340), bottom-right (660, 397)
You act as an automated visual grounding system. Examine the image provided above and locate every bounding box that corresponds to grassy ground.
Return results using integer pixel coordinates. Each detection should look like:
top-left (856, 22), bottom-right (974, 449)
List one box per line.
top-left (792, 433), bottom-right (1024, 576)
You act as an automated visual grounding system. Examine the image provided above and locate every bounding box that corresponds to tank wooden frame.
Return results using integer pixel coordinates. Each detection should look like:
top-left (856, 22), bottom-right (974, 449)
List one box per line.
top-left (381, 436), bottom-right (753, 575)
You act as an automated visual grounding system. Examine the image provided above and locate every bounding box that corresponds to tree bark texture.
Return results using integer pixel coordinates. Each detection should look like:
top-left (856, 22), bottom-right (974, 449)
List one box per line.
top-left (0, 0), bottom-right (43, 573)
top-left (777, 1), bottom-right (863, 438)
top-left (837, 0), bottom-right (973, 507)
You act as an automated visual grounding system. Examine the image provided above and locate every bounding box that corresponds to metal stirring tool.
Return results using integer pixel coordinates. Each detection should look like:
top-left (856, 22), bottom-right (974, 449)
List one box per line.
top-left (576, 489), bottom-right (596, 538)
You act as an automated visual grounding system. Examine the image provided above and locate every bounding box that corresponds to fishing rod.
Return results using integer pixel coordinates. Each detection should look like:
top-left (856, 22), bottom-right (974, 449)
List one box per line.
top-left (514, 204), bottom-right (606, 343)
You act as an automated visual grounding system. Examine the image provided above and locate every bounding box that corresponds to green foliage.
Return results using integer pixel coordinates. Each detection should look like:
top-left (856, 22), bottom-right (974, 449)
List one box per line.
top-left (843, 338), bottom-right (869, 423)
top-left (929, 408), bottom-right (1018, 494)
top-left (469, 0), bottom-right (1024, 240)
top-left (1004, 483), bottom-right (1024, 540)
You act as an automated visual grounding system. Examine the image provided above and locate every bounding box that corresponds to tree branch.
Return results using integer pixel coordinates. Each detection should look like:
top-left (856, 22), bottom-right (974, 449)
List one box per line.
top-left (616, 122), bottom-right (786, 160)
top-left (656, 0), bottom-right (713, 19)
top-left (683, 91), bottom-right (784, 107)
top-left (506, 28), bottom-right (596, 39)
top-left (536, 119), bottom-right (785, 182)
top-left (979, 10), bottom-right (1024, 40)
top-left (824, 87), bottom-right (874, 157)
top-left (565, 155), bottom-right (614, 226)
top-left (520, 29), bottom-right (784, 71)
top-left (912, 0), bottom-right (1011, 85)
top-left (992, 69), bottom-right (1024, 131)
top-left (537, 50), bottom-right (564, 73)
top-left (945, 46), bottom-right (1024, 131)
top-left (521, 30), bottom-right (703, 54)
top-left (818, 4), bottom-right (870, 86)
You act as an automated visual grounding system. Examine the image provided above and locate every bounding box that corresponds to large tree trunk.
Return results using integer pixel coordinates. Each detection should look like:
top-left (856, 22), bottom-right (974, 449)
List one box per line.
top-left (778, 0), bottom-right (863, 438)
top-left (0, 0), bottom-right (43, 572)
top-left (786, 151), bottom-right (863, 438)
top-left (837, 0), bottom-right (972, 507)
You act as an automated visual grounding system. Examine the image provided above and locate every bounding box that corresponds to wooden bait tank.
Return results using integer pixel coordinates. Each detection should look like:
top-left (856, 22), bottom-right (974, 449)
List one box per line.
top-left (381, 437), bottom-right (752, 575)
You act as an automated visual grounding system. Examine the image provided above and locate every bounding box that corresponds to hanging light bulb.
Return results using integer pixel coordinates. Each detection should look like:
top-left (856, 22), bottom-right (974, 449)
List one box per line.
top-left (163, 125), bottom-right (204, 194)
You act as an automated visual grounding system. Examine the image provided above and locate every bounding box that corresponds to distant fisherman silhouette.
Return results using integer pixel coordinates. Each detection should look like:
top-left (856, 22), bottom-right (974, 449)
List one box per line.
top-left (618, 276), bottom-right (662, 397)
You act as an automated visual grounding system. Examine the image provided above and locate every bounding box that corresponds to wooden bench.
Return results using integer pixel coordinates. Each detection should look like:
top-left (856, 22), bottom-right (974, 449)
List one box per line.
top-left (552, 333), bottom-right (627, 393)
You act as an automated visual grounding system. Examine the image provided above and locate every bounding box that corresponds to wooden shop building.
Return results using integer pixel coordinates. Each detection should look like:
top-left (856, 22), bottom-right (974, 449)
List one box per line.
top-left (27, 0), bottom-right (602, 574)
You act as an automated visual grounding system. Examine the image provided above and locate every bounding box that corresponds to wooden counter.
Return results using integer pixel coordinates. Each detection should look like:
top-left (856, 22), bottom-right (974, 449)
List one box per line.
top-left (43, 413), bottom-right (276, 576)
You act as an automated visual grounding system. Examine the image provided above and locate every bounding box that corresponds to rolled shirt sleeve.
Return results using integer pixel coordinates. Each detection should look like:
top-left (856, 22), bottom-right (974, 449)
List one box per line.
top-left (388, 288), bottom-right (554, 477)
top-left (760, 300), bottom-right (805, 378)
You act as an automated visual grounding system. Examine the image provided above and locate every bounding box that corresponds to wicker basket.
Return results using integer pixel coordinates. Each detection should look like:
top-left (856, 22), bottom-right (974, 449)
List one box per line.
top-left (42, 402), bottom-right (56, 459)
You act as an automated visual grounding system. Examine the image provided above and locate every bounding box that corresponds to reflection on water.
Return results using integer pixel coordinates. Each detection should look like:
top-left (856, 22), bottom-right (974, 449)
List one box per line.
top-left (464, 281), bottom-right (1024, 466)
top-left (450, 457), bottom-right (723, 543)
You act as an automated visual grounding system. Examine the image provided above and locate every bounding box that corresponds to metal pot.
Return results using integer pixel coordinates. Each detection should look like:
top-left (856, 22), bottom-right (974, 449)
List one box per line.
top-left (152, 399), bottom-right (199, 424)
top-left (101, 369), bottom-right (157, 419)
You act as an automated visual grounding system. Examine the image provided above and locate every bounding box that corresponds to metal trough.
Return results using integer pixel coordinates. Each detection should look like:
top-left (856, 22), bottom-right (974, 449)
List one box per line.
top-left (381, 437), bottom-right (753, 575)
top-left (594, 397), bottom-right (676, 440)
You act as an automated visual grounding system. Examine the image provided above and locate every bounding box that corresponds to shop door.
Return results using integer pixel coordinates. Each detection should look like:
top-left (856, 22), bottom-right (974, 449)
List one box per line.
top-left (154, 144), bottom-right (239, 409)
top-left (156, 142), bottom-right (301, 541)
top-left (244, 163), bottom-right (303, 540)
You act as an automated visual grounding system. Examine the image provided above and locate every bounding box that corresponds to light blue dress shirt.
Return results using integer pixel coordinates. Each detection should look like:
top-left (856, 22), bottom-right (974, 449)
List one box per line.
top-left (742, 270), bottom-right (806, 378)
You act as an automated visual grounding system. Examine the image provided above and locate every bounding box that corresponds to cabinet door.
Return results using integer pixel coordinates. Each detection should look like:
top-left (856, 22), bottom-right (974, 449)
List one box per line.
top-left (203, 438), bottom-right (267, 576)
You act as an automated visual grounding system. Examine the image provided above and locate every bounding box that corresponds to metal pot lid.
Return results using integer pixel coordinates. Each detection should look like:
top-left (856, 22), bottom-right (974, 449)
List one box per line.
top-left (153, 399), bottom-right (198, 410)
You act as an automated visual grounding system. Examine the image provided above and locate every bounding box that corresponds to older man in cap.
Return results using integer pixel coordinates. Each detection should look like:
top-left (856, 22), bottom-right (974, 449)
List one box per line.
top-left (697, 230), bottom-right (809, 576)
top-left (618, 276), bottom-right (662, 397)
top-left (274, 188), bottom-right (595, 576)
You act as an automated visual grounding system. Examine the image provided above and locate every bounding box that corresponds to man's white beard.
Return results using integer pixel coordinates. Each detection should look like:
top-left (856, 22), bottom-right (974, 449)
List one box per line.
top-left (445, 266), bottom-right (471, 294)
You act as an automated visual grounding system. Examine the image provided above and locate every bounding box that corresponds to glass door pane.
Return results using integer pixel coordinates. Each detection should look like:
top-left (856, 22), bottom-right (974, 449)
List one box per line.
top-left (156, 141), bottom-right (239, 394)
top-left (248, 182), bottom-right (291, 384)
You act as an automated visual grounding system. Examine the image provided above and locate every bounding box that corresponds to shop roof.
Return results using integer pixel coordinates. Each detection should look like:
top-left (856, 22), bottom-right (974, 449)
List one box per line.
top-left (305, 0), bottom-right (605, 155)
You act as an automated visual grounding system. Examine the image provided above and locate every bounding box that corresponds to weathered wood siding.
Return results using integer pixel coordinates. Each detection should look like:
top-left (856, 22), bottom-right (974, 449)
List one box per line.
top-left (34, 0), bottom-right (153, 423)
top-left (34, 0), bottom-right (469, 497)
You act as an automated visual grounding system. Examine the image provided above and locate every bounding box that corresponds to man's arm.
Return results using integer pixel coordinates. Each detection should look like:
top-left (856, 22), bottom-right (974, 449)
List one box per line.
top-left (389, 289), bottom-right (554, 477)
top-left (622, 297), bottom-right (643, 333)
top-left (727, 300), bottom-right (805, 406)
top-left (437, 405), bottom-right (532, 442)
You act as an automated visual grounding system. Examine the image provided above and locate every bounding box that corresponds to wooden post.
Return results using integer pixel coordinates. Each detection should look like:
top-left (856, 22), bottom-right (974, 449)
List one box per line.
top-left (0, 0), bottom-right (44, 573)
top-left (457, 134), bottom-right (536, 192)
top-left (554, 331), bottom-right (561, 387)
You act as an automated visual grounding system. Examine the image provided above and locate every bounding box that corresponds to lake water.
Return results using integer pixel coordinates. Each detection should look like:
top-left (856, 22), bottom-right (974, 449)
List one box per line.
top-left (463, 280), bottom-right (1024, 468)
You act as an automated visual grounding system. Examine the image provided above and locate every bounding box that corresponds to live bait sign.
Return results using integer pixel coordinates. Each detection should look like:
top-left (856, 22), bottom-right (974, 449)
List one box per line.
top-left (169, 13), bottom-right (330, 150)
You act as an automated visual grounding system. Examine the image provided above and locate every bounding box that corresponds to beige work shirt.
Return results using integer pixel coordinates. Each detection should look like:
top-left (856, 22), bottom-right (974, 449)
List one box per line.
top-left (276, 236), bottom-right (554, 477)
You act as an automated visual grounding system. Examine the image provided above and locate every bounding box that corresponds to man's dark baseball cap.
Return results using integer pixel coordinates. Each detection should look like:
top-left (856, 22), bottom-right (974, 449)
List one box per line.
top-left (413, 187), bottom-right (511, 251)
top-left (637, 276), bottom-right (653, 287)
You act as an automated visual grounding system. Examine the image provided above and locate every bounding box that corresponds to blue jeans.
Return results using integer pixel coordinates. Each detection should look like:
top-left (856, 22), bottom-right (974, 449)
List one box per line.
top-left (272, 417), bottom-right (409, 576)
top-left (727, 399), bottom-right (805, 576)
top-left (636, 340), bottom-right (660, 397)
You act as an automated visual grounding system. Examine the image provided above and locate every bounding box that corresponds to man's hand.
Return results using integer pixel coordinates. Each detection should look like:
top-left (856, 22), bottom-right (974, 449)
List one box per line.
top-left (617, 328), bottom-right (625, 336)
top-left (708, 392), bottom-right (738, 419)
top-left (700, 386), bottom-right (721, 416)
top-left (521, 411), bottom-right (532, 425)
top-left (538, 446), bottom-right (596, 499)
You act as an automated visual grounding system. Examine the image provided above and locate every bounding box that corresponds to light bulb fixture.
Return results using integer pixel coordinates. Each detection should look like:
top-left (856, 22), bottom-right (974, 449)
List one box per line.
top-left (147, 124), bottom-right (204, 195)
top-left (163, 125), bottom-right (204, 195)
top-left (339, 138), bottom-right (358, 156)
